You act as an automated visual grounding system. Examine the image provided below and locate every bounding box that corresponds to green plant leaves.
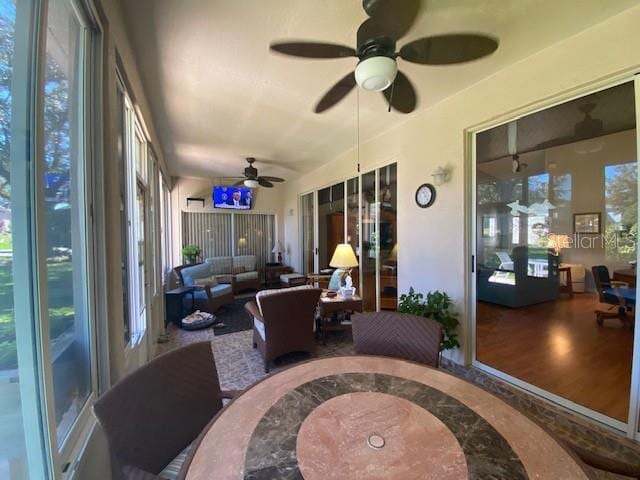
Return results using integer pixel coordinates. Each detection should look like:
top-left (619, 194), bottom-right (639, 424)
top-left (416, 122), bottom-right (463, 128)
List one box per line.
top-left (398, 288), bottom-right (460, 351)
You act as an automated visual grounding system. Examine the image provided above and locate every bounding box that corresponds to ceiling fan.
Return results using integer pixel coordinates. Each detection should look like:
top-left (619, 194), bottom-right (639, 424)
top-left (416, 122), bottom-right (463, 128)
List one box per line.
top-left (270, 0), bottom-right (499, 114)
top-left (223, 158), bottom-right (285, 188)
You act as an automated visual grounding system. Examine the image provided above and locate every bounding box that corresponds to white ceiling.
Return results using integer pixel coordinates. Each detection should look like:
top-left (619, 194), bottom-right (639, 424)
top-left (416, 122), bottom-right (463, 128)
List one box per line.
top-left (119, 0), bottom-right (637, 181)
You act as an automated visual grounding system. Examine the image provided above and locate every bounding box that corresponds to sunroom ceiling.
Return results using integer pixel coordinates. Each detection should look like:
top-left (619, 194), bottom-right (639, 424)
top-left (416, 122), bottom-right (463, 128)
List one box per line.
top-left (119, 0), bottom-right (638, 180)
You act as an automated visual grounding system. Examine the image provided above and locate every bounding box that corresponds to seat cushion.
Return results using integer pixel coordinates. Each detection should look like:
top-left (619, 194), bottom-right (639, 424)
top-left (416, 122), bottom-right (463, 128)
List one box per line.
top-left (253, 317), bottom-right (265, 340)
top-left (233, 255), bottom-right (256, 272)
top-left (236, 270), bottom-right (259, 282)
top-left (214, 274), bottom-right (234, 284)
top-left (159, 444), bottom-right (192, 480)
top-left (181, 263), bottom-right (212, 286)
top-left (280, 273), bottom-right (306, 285)
top-left (208, 283), bottom-right (233, 298)
top-left (206, 256), bottom-right (233, 275)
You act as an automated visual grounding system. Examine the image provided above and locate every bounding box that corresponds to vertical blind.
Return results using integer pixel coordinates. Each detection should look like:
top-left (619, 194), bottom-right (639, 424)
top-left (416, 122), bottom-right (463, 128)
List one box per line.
top-left (182, 212), bottom-right (275, 280)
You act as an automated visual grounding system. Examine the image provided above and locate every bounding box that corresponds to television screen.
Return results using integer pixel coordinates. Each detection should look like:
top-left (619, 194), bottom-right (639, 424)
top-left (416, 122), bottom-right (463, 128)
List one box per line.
top-left (213, 185), bottom-right (253, 210)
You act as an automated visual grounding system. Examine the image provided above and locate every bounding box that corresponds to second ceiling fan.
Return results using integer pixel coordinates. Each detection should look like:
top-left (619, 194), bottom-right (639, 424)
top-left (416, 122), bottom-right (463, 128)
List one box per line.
top-left (270, 0), bottom-right (499, 114)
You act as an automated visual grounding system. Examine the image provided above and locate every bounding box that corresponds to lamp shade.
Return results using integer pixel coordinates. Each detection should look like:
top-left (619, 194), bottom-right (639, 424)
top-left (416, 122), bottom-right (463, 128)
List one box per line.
top-left (329, 244), bottom-right (359, 269)
top-left (272, 241), bottom-right (282, 254)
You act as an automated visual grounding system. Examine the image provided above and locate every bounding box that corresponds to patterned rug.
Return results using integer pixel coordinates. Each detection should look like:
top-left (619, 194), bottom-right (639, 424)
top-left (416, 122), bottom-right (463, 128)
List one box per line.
top-left (156, 322), bottom-right (640, 480)
top-left (211, 296), bottom-right (254, 335)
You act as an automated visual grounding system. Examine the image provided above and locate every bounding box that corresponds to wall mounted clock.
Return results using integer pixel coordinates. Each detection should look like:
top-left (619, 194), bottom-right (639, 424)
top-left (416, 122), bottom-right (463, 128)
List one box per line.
top-left (415, 183), bottom-right (436, 208)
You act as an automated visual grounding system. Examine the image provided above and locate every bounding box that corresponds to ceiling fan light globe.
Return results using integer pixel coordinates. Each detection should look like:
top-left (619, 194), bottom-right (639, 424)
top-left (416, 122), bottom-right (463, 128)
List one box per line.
top-left (355, 56), bottom-right (397, 91)
top-left (244, 179), bottom-right (259, 188)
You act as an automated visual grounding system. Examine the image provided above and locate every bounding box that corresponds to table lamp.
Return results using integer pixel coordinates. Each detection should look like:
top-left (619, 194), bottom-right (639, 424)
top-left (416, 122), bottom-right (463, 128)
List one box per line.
top-left (329, 243), bottom-right (359, 290)
top-left (272, 241), bottom-right (282, 263)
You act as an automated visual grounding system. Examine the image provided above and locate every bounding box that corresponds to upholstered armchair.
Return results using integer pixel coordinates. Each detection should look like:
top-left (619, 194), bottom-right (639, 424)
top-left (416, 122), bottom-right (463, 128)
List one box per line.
top-left (245, 286), bottom-right (322, 372)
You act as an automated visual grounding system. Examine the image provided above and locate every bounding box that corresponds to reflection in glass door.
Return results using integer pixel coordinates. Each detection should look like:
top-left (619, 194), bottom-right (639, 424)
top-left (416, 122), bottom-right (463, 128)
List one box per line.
top-left (379, 164), bottom-right (398, 309)
top-left (474, 80), bottom-right (637, 427)
top-left (300, 192), bottom-right (315, 274)
top-left (361, 171), bottom-right (377, 311)
top-left (318, 183), bottom-right (345, 270)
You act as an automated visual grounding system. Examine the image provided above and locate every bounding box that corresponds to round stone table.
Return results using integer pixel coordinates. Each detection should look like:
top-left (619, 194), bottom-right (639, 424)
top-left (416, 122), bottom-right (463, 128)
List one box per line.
top-left (183, 356), bottom-right (592, 479)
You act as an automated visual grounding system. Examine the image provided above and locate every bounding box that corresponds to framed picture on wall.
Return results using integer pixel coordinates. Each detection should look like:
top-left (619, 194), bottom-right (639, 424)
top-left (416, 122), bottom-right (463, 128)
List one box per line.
top-left (573, 212), bottom-right (601, 234)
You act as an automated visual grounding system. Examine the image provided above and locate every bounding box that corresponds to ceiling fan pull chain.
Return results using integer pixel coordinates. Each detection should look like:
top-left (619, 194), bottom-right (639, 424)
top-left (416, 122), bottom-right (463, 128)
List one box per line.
top-left (357, 87), bottom-right (361, 173)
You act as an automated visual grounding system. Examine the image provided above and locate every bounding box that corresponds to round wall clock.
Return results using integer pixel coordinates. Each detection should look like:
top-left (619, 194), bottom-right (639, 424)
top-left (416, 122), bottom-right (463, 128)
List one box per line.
top-left (415, 183), bottom-right (436, 208)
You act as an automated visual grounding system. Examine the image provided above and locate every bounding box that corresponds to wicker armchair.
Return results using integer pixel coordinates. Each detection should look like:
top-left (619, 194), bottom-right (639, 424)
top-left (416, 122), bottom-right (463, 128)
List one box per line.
top-left (94, 343), bottom-right (234, 480)
top-left (352, 311), bottom-right (443, 367)
top-left (245, 286), bottom-right (322, 372)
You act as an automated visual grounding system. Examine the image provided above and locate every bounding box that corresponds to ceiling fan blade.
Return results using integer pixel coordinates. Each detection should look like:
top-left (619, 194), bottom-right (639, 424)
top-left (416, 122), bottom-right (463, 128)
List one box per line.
top-left (259, 176), bottom-right (285, 183)
top-left (383, 71), bottom-right (417, 113)
top-left (360, 0), bottom-right (420, 40)
top-left (399, 34), bottom-right (498, 65)
top-left (258, 178), bottom-right (274, 188)
top-left (314, 72), bottom-right (356, 113)
top-left (233, 180), bottom-right (245, 187)
top-left (270, 41), bottom-right (356, 59)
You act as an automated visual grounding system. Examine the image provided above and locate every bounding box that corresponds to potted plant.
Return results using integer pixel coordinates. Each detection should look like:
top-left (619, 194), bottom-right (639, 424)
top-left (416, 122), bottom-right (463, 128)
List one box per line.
top-left (182, 244), bottom-right (202, 265)
top-left (397, 288), bottom-right (460, 351)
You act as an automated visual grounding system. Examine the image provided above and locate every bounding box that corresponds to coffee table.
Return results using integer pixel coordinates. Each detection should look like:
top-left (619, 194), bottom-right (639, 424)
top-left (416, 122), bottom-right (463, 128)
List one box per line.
top-left (317, 291), bottom-right (363, 344)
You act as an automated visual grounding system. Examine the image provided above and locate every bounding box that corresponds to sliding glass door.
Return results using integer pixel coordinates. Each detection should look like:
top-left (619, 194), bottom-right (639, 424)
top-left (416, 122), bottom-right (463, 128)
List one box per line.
top-left (300, 192), bottom-right (315, 274)
top-left (473, 78), bottom-right (640, 434)
top-left (299, 165), bottom-right (397, 311)
top-left (318, 183), bottom-right (345, 270)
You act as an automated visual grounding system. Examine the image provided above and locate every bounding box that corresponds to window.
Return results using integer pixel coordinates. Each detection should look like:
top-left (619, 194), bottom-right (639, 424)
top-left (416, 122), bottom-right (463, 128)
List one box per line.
top-left (44, 0), bottom-right (93, 447)
top-left (0, 1), bottom-right (36, 476)
top-left (159, 172), bottom-right (171, 284)
top-left (0, 0), bottom-right (98, 477)
top-left (119, 87), bottom-right (150, 345)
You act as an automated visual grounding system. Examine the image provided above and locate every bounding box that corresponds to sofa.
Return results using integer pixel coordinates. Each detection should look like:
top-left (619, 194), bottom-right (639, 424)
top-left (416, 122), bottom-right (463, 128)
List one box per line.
top-left (477, 246), bottom-right (559, 308)
top-left (206, 255), bottom-right (261, 293)
top-left (175, 263), bottom-right (234, 313)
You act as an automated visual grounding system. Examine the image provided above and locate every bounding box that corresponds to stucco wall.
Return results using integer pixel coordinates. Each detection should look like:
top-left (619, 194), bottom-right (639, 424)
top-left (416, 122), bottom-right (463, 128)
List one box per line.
top-left (282, 5), bottom-right (640, 363)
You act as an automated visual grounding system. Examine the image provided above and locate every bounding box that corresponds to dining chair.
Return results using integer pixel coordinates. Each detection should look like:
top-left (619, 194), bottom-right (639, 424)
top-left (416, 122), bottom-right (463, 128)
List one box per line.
top-left (570, 443), bottom-right (640, 479)
top-left (592, 265), bottom-right (635, 326)
top-left (352, 311), bottom-right (443, 367)
top-left (94, 342), bottom-right (235, 480)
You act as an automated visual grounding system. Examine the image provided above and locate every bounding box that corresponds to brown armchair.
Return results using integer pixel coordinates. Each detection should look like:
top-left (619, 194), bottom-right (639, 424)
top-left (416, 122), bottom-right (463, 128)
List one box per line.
top-left (352, 311), bottom-right (443, 367)
top-left (94, 342), bottom-right (234, 480)
top-left (245, 286), bottom-right (322, 372)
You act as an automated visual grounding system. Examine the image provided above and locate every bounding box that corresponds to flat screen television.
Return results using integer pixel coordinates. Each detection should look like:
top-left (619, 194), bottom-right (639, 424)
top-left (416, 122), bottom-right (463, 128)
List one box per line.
top-left (213, 185), bottom-right (253, 210)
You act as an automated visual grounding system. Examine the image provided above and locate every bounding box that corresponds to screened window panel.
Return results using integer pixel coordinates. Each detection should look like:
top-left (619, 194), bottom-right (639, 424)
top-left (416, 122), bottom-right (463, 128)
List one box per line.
top-left (182, 212), bottom-right (233, 259)
top-left (234, 214), bottom-right (275, 282)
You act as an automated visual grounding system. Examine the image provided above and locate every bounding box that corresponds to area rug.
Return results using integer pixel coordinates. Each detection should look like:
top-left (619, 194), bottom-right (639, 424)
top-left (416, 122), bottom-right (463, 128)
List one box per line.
top-left (211, 296), bottom-right (254, 335)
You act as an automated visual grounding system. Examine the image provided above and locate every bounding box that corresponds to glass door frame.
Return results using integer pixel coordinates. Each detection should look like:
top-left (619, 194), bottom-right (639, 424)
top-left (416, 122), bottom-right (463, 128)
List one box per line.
top-left (466, 73), bottom-right (640, 439)
top-left (298, 162), bottom-right (398, 311)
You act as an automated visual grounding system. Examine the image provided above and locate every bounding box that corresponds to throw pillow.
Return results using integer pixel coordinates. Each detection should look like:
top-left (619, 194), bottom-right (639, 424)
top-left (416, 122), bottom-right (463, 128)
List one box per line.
top-left (193, 276), bottom-right (218, 287)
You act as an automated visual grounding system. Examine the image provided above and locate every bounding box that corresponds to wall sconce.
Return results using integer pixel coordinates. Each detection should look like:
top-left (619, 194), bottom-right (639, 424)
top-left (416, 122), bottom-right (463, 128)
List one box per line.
top-left (431, 166), bottom-right (450, 186)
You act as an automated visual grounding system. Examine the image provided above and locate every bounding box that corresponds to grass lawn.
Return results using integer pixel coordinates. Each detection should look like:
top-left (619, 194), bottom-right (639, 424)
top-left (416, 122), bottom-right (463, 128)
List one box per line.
top-left (0, 258), bottom-right (74, 370)
top-left (0, 232), bottom-right (11, 250)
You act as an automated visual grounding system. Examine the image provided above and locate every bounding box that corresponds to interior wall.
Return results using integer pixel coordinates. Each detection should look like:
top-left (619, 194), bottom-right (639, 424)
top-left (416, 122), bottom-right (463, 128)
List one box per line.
top-left (283, 5), bottom-right (640, 363)
top-left (170, 176), bottom-right (286, 266)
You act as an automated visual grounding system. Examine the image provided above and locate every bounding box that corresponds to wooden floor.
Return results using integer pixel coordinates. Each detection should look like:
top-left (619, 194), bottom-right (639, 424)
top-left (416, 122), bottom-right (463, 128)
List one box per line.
top-left (477, 293), bottom-right (634, 422)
